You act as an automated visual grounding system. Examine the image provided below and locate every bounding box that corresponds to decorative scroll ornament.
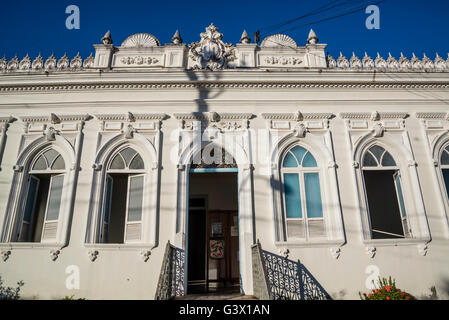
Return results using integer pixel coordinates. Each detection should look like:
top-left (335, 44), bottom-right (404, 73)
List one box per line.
top-left (411, 53), bottom-right (423, 71)
top-left (422, 53), bottom-right (434, 72)
top-left (83, 53), bottom-right (94, 68)
top-left (45, 127), bottom-right (57, 141)
top-left (326, 54), bottom-right (336, 69)
top-left (50, 249), bottom-right (60, 261)
top-left (0, 56), bottom-right (6, 71)
top-left (264, 56), bottom-right (302, 66)
top-left (140, 249), bottom-right (151, 262)
top-left (372, 123), bottom-right (385, 138)
top-left (398, 53), bottom-right (411, 71)
top-left (57, 53), bottom-right (70, 70)
top-left (375, 53), bottom-right (387, 71)
top-left (294, 123), bottom-right (307, 138)
top-left (124, 124), bottom-right (135, 139)
top-left (417, 244), bottom-right (428, 256)
top-left (1, 250), bottom-right (11, 262)
top-left (387, 53), bottom-right (400, 71)
top-left (189, 23), bottom-right (236, 70)
top-left (330, 248), bottom-right (341, 259)
top-left (350, 52), bottom-right (362, 70)
top-left (362, 52), bottom-right (374, 71)
top-left (45, 53), bottom-right (57, 70)
top-left (70, 52), bottom-right (83, 69)
top-left (19, 54), bottom-right (31, 70)
top-left (88, 250), bottom-right (99, 261)
top-left (7, 55), bottom-right (19, 71)
top-left (366, 247), bottom-right (376, 258)
top-left (120, 56), bottom-right (159, 65)
top-left (32, 53), bottom-right (44, 70)
top-left (434, 53), bottom-right (447, 72)
top-left (337, 52), bottom-right (349, 69)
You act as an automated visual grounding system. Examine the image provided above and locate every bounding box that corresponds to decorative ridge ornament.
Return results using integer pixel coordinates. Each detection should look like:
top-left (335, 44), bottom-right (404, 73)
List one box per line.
top-left (102, 30), bottom-right (113, 45)
top-left (32, 53), bottom-right (44, 70)
top-left (261, 34), bottom-right (298, 48)
top-left (240, 30), bottom-right (251, 44)
top-left (189, 23), bottom-right (236, 70)
top-left (172, 30), bottom-right (183, 44)
top-left (121, 33), bottom-right (160, 47)
top-left (307, 29), bottom-right (318, 44)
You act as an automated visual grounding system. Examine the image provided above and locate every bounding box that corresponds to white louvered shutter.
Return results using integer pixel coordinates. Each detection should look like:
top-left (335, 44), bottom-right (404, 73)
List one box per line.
top-left (41, 174), bottom-right (64, 242)
top-left (18, 175), bottom-right (40, 241)
top-left (124, 174), bottom-right (144, 242)
top-left (100, 175), bottom-right (113, 243)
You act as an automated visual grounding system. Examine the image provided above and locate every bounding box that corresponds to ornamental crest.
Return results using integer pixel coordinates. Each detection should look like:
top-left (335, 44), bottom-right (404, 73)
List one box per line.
top-left (189, 24), bottom-right (236, 70)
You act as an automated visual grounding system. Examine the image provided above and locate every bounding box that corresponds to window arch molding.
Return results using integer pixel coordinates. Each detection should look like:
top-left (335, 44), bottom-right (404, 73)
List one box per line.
top-left (84, 132), bottom-right (160, 248)
top-left (431, 133), bottom-right (449, 232)
top-left (352, 134), bottom-right (430, 243)
top-left (270, 133), bottom-right (345, 246)
top-left (1, 134), bottom-right (76, 245)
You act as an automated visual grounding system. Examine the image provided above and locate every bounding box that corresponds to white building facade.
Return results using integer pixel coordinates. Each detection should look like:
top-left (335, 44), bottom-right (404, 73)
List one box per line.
top-left (0, 25), bottom-right (449, 300)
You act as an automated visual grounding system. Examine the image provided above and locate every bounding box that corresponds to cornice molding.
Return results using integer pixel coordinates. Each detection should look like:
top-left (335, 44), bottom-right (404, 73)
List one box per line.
top-left (19, 113), bottom-right (90, 123)
top-left (0, 116), bottom-right (15, 123)
top-left (1, 81), bottom-right (449, 92)
top-left (173, 112), bottom-right (253, 121)
top-left (261, 112), bottom-right (333, 120)
top-left (415, 112), bottom-right (449, 120)
top-left (95, 112), bottom-right (167, 122)
top-left (340, 111), bottom-right (408, 120)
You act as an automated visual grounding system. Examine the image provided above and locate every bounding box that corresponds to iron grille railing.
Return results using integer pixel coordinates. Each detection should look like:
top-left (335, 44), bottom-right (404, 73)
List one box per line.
top-left (253, 241), bottom-right (331, 300)
top-left (155, 241), bottom-right (185, 300)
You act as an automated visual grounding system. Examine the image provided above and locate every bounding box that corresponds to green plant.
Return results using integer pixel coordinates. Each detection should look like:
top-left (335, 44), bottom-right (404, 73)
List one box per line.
top-left (359, 276), bottom-right (415, 300)
top-left (63, 295), bottom-right (86, 300)
top-left (0, 276), bottom-right (24, 300)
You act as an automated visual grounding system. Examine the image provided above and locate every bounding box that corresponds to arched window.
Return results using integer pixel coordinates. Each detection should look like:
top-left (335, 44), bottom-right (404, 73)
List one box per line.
top-left (100, 147), bottom-right (145, 244)
top-left (362, 145), bottom-right (411, 239)
top-left (281, 146), bottom-right (325, 240)
top-left (440, 145), bottom-right (449, 200)
top-left (17, 148), bottom-right (66, 242)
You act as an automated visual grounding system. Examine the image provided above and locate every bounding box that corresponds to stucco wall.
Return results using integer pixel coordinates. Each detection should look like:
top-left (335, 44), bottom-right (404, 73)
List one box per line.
top-left (0, 70), bottom-right (448, 300)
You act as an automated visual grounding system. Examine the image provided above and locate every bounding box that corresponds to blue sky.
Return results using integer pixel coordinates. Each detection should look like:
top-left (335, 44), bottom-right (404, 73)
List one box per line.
top-left (1, 0), bottom-right (449, 61)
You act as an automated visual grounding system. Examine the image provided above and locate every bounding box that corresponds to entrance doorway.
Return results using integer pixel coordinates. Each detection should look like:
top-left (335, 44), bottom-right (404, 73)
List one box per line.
top-left (187, 171), bottom-right (240, 294)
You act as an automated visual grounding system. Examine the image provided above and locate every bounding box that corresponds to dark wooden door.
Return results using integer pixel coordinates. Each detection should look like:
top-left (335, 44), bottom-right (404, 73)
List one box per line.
top-left (206, 210), bottom-right (239, 291)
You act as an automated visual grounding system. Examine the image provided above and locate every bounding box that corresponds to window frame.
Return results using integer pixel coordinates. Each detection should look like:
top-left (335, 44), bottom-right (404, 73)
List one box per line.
top-left (279, 145), bottom-right (326, 241)
top-left (98, 145), bottom-right (147, 244)
top-left (360, 144), bottom-right (412, 240)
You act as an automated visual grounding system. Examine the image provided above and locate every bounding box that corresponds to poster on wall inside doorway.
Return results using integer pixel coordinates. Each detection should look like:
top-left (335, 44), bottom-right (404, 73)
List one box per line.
top-left (209, 239), bottom-right (224, 259)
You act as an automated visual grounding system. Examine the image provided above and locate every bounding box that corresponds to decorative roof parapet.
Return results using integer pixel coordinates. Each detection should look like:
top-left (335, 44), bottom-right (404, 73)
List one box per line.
top-left (327, 52), bottom-right (449, 73)
top-left (1, 53), bottom-right (95, 72)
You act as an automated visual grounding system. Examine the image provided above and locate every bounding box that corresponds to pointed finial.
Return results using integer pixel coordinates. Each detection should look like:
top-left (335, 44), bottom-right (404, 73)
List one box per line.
top-left (102, 30), bottom-right (113, 45)
top-left (172, 30), bottom-right (183, 44)
top-left (240, 30), bottom-right (251, 44)
top-left (307, 29), bottom-right (318, 44)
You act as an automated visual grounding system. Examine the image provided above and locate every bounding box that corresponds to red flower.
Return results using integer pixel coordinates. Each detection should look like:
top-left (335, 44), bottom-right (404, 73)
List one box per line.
top-left (385, 286), bottom-right (391, 292)
top-left (386, 297), bottom-right (391, 300)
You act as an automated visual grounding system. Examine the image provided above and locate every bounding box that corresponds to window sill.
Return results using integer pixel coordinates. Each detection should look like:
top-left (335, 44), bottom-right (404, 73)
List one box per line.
top-left (275, 239), bottom-right (345, 248)
top-left (0, 242), bottom-right (64, 249)
top-left (363, 238), bottom-right (430, 247)
top-left (84, 243), bottom-right (155, 251)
